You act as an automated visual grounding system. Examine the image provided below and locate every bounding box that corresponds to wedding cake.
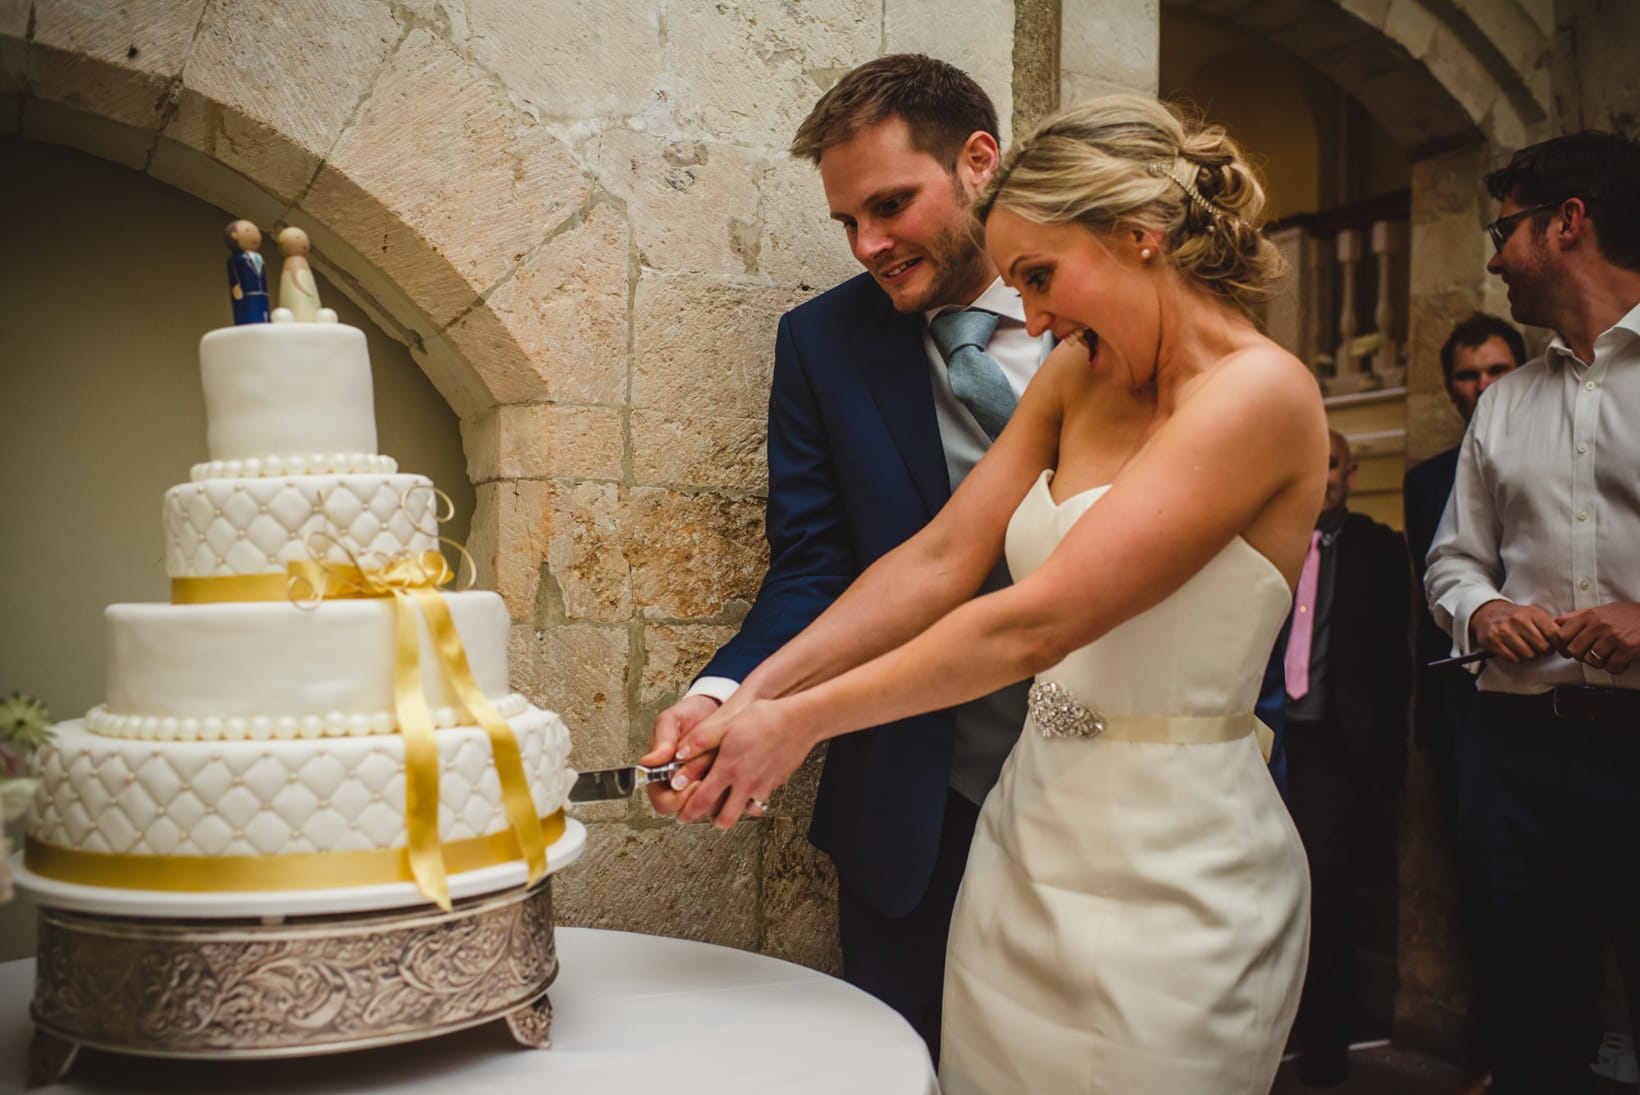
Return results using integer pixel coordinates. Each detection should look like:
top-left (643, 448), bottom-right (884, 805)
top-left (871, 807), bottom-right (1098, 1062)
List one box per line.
top-left (23, 321), bottom-right (576, 911)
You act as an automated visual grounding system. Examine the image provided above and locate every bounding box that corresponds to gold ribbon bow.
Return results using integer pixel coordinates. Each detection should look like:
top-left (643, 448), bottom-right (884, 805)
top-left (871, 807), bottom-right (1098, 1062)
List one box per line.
top-left (173, 544), bottom-right (547, 911)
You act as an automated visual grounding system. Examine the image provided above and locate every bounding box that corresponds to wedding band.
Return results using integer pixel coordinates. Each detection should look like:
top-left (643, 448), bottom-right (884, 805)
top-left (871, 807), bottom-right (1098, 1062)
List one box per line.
top-left (1587, 651), bottom-right (1607, 666)
top-left (748, 797), bottom-right (769, 813)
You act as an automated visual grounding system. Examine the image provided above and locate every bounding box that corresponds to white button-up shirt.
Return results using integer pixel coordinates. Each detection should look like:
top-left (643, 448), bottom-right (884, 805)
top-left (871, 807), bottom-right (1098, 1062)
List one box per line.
top-left (1425, 300), bottom-right (1640, 693)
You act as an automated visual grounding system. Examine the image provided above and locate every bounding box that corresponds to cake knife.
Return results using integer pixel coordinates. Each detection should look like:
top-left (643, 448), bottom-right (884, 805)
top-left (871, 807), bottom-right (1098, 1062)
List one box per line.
top-left (569, 761), bottom-right (686, 803)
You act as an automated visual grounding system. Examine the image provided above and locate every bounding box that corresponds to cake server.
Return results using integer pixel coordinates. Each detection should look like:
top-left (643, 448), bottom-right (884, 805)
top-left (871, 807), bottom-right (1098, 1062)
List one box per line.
top-left (569, 761), bottom-right (686, 803)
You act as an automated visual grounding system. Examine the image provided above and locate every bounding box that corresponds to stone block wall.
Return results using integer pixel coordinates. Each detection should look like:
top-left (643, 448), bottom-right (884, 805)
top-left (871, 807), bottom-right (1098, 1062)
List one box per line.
top-left (0, 0), bottom-right (1025, 969)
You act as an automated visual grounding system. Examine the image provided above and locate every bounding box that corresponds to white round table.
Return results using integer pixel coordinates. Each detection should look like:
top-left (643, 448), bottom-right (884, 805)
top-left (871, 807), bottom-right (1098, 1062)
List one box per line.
top-left (0, 928), bottom-right (937, 1095)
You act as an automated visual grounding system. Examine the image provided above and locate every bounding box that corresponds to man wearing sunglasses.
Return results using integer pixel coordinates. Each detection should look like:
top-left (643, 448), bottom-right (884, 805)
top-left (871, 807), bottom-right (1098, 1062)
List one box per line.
top-left (1426, 131), bottom-right (1640, 1095)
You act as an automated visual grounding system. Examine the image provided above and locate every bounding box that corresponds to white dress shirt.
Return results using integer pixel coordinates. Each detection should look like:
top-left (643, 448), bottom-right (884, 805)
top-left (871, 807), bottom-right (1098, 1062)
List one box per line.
top-left (1425, 300), bottom-right (1640, 693)
top-left (688, 278), bottom-right (1051, 711)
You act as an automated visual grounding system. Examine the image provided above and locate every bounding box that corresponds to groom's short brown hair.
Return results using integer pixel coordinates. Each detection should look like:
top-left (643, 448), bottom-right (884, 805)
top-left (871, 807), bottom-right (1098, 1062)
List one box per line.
top-left (791, 54), bottom-right (998, 169)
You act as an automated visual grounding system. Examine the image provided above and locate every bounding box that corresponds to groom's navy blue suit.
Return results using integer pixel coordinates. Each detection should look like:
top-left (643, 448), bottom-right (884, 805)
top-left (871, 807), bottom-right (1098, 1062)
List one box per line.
top-left (699, 271), bottom-right (967, 920)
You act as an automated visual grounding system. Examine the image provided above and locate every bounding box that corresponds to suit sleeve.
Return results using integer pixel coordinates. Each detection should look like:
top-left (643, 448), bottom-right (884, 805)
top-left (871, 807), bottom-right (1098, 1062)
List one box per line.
top-left (697, 312), bottom-right (857, 683)
top-left (1377, 524), bottom-right (1414, 790)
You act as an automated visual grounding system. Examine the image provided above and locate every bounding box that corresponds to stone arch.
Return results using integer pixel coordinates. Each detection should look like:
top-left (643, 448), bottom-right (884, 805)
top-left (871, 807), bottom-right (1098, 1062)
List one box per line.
top-left (1163, 0), bottom-right (1550, 155)
top-left (1148, 0), bottom-right (1553, 465)
top-left (1, 3), bottom-right (621, 619)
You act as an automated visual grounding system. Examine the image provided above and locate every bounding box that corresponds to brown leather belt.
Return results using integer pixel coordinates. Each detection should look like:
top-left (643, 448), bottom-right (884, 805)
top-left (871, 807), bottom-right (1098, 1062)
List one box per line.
top-left (1490, 687), bottom-right (1640, 723)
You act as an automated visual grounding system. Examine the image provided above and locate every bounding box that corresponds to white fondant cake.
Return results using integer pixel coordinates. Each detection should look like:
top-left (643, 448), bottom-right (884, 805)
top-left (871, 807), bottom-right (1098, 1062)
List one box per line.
top-left (200, 323), bottom-right (376, 461)
top-left (27, 322), bottom-right (575, 903)
top-left (104, 594), bottom-right (510, 727)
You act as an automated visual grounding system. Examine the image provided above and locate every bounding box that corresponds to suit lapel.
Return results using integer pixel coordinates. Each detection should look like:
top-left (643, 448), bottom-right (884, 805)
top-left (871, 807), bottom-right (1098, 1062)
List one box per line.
top-left (846, 300), bottom-right (950, 519)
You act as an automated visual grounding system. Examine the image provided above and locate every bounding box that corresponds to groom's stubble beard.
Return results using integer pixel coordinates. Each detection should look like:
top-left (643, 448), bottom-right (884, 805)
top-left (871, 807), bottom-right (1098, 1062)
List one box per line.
top-left (891, 171), bottom-right (996, 314)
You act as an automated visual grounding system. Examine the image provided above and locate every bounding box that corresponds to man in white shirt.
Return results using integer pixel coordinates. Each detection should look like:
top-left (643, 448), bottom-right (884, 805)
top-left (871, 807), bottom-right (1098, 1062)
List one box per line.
top-left (1425, 129), bottom-right (1640, 1095)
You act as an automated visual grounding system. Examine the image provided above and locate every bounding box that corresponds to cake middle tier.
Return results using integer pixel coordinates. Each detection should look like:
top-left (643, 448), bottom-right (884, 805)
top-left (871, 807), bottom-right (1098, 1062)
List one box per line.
top-left (165, 473), bottom-right (442, 578)
top-left (105, 591), bottom-right (512, 728)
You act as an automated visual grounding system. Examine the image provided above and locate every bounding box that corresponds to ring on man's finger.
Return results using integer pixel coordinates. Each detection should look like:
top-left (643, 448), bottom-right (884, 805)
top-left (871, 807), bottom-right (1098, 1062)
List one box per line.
top-left (1587, 650), bottom-right (1608, 666)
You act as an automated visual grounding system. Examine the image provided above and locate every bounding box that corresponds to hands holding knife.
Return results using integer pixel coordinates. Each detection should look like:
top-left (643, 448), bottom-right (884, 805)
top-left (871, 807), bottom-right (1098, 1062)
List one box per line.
top-left (1427, 598), bottom-right (1640, 675)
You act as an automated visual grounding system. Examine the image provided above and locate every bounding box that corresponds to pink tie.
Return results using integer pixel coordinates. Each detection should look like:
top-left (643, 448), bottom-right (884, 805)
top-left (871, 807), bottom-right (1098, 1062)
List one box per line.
top-left (1285, 529), bottom-right (1324, 700)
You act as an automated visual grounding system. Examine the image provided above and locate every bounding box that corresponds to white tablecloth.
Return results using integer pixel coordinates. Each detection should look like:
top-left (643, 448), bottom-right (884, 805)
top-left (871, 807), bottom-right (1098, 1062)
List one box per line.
top-left (0, 927), bottom-right (937, 1095)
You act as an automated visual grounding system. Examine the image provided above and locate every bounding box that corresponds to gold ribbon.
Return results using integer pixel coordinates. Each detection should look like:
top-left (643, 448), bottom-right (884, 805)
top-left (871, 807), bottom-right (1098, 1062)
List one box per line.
top-left (24, 811), bottom-right (564, 893)
top-left (169, 548), bottom-right (547, 911)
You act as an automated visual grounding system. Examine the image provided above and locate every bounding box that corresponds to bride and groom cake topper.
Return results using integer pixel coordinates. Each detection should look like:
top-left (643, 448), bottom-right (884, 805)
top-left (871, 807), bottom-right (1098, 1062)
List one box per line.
top-left (224, 217), bottom-right (337, 326)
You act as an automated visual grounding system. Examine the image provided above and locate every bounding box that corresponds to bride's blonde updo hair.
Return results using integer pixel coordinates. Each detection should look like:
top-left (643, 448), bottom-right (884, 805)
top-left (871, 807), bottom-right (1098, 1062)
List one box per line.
top-left (978, 94), bottom-right (1284, 313)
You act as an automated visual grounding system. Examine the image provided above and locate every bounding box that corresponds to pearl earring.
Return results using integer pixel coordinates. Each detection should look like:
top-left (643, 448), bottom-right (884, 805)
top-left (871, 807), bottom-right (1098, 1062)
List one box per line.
top-left (1140, 247), bottom-right (1153, 260)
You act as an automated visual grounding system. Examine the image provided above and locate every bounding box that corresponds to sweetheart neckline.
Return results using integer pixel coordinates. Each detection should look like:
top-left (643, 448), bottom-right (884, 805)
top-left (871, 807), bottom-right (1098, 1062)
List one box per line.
top-left (1028, 469), bottom-right (1293, 593)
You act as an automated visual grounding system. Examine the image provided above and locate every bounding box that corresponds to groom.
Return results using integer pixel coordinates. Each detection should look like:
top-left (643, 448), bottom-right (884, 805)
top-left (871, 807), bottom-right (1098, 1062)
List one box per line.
top-left (643, 55), bottom-right (1048, 1058)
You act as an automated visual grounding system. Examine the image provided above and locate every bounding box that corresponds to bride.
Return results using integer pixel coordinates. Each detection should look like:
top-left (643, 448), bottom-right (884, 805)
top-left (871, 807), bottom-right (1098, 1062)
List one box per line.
top-left (665, 95), bottom-right (1320, 1093)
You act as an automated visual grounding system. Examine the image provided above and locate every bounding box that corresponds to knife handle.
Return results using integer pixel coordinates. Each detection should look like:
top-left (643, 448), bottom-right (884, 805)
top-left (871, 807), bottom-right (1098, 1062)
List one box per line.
top-left (638, 760), bottom-right (686, 786)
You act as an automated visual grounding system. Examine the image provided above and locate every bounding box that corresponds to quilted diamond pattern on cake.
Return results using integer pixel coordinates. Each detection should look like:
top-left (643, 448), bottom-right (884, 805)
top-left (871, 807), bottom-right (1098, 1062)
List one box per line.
top-left (29, 711), bottom-right (572, 859)
top-left (133, 755), bottom-right (184, 803)
top-left (166, 791), bottom-right (207, 835)
top-left (114, 780), bottom-right (160, 834)
top-left (191, 758), bottom-right (234, 802)
top-left (306, 753), bottom-right (351, 798)
top-left (221, 488), bottom-right (260, 531)
top-left (301, 808), bottom-right (349, 851)
top-left (245, 812), bottom-right (296, 855)
top-left (165, 476), bottom-right (440, 578)
top-left (141, 816), bottom-right (182, 855)
top-left (214, 785), bottom-right (263, 833)
top-left (266, 486), bottom-right (315, 533)
top-left (271, 782), bottom-right (320, 830)
top-left (242, 754), bottom-right (289, 801)
top-left (192, 816), bottom-right (234, 856)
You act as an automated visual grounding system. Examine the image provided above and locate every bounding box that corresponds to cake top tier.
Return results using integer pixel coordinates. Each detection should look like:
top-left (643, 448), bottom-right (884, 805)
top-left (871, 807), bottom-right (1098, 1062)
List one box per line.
top-left (200, 324), bottom-right (377, 463)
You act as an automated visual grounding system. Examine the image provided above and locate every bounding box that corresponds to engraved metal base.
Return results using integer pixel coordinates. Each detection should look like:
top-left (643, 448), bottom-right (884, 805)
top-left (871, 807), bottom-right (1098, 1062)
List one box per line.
top-left (27, 879), bottom-right (557, 1082)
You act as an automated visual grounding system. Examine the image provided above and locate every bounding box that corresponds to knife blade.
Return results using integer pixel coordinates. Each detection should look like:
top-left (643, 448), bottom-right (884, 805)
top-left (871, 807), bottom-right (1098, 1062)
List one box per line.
top-left (569, 761), bottom-right (686, 804)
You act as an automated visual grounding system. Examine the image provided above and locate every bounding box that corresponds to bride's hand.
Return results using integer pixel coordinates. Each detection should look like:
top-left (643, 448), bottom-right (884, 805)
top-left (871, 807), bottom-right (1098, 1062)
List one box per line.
top-left (675, 698), bottom-right (816, 829)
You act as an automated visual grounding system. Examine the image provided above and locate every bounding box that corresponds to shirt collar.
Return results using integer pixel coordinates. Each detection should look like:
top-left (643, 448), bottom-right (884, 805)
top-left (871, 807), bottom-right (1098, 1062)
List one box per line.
top-left (923, 277), bottom-right (1025, 326)
top-left (1544, 298), bottom-right (1640, 371)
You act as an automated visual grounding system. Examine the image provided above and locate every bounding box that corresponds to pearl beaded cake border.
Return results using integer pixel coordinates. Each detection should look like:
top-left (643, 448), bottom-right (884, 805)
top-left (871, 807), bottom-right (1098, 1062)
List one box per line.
top-left (84, 692), bottom-right (531, 741)
top-left (190, 453), bottom-right (398, 481)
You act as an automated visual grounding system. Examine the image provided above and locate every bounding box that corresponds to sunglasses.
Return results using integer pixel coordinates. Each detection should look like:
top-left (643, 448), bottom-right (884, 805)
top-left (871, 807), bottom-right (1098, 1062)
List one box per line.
top-left (1486, 201), bottom-right (1563, 253)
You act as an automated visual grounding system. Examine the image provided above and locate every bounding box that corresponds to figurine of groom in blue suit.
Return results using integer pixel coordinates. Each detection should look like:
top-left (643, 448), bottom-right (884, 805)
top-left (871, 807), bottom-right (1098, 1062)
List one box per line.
top-left (644, 55), bottom-right (1052, 1061)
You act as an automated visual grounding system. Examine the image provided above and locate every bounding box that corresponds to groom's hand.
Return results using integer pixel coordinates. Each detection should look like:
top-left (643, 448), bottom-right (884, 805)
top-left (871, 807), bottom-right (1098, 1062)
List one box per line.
top-left (643, 694), bottom-right (721, 816)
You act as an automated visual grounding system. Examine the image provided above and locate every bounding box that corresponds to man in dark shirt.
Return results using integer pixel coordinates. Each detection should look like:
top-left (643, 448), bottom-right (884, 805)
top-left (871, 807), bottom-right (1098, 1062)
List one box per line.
top-left (1285, 430), bottom-right (1412, 1087)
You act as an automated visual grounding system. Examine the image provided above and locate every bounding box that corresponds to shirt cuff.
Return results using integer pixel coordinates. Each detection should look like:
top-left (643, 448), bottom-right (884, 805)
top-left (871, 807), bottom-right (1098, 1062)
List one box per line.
top-left (1449, 589), bottom-right (1508, 659)
top-left (685, 676), bottom-right (739, 704)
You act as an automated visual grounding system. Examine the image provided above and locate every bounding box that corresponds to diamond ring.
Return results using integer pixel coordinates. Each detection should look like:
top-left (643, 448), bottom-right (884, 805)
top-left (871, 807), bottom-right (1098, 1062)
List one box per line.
top-left (748, 797), bottom-right (769, 813)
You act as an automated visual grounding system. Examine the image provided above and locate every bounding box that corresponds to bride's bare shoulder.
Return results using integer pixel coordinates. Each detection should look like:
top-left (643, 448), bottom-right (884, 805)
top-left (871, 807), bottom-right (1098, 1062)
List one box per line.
top-left (1195, 340), bottom-right (1323, 419)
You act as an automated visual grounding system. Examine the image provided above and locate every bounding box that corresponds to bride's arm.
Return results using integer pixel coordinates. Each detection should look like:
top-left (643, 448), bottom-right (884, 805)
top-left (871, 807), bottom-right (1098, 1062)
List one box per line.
top-left (714, 345), bottom-right (1072, 711)
top-left (678, 349), bottom-right (1326, 825)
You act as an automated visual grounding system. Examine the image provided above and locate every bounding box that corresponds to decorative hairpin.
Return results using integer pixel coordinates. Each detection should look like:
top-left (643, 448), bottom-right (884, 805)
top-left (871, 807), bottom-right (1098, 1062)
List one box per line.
top-left (1147, 161), bottom-right (1240, 233)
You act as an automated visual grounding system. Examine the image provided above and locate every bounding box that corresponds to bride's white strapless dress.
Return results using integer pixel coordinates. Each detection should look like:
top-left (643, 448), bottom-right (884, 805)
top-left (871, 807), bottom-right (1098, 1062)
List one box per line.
top-left (940, 471), bottom-right (1310, 1094)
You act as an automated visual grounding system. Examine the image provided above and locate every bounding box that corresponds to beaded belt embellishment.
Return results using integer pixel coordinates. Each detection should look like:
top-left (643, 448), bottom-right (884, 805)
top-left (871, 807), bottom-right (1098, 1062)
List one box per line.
top-left (1028, 680), bottom-right (1106, 738)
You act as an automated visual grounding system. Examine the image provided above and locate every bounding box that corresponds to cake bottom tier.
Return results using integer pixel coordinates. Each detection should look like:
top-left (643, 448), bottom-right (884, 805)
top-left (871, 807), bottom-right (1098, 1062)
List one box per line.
top-left (26, 711), bottom-right (575, 872)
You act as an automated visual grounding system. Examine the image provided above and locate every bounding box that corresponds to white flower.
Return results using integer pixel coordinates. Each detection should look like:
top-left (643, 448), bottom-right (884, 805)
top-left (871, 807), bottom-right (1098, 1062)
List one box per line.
top-left (0, 778), bottom-right (39, 823)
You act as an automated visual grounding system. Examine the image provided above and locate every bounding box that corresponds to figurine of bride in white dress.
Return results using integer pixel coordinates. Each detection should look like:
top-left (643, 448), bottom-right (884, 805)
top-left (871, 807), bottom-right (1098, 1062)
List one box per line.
top-left (666, 94), bottom-right (1320, 1094)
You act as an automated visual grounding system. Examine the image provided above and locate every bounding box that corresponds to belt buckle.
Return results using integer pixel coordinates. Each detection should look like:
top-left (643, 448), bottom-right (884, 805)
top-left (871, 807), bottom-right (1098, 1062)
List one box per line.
top-left (1548, 688), bottom-right (1600, 721)
top-left (1028, 680), bottom-right (1106, 738)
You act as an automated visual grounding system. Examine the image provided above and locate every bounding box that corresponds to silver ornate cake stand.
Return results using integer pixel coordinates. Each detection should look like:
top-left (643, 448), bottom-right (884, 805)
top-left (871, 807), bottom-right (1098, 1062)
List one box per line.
top-left (15, 818), bottom-right (585, 1088)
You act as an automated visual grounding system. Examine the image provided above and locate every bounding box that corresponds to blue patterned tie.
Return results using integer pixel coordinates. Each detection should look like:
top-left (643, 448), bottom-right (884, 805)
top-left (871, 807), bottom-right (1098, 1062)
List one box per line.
top-left (930, 309), bottom-right (1017, 441)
